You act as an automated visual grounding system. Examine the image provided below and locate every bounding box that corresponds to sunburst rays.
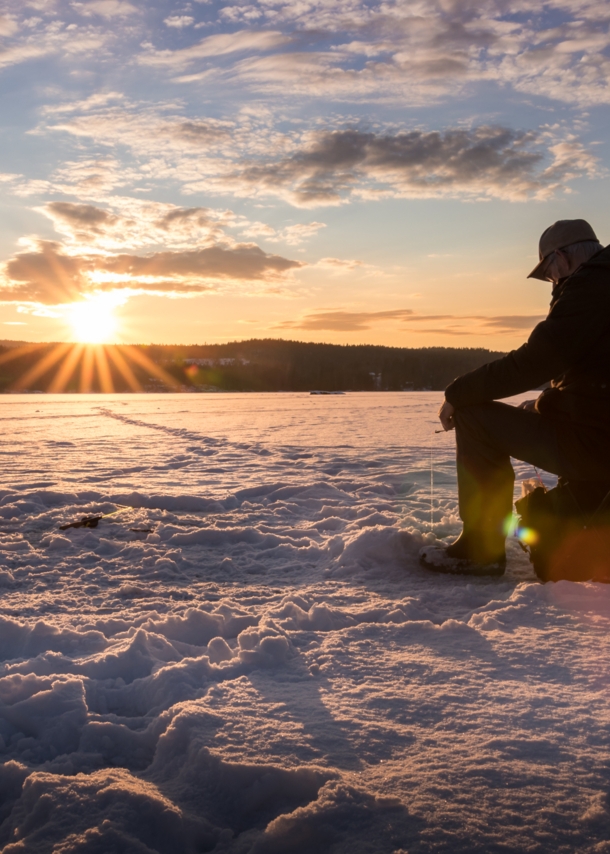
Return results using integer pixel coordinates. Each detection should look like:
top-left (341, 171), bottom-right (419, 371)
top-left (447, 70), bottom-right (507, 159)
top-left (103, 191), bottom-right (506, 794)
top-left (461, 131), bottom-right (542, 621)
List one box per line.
top-left (0, 342), bottom-right (180, 393)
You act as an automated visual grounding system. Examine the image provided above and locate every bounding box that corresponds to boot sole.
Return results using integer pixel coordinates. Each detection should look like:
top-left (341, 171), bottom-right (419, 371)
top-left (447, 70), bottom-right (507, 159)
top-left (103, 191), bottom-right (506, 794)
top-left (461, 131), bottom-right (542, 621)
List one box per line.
top-left (419, 547), bottom-right (505, 577)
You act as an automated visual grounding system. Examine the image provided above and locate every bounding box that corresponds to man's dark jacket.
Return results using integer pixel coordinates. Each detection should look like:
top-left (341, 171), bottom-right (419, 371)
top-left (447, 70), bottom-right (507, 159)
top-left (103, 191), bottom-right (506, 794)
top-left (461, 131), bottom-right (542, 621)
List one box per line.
top-left (445, 245), bottom-right (610, 431)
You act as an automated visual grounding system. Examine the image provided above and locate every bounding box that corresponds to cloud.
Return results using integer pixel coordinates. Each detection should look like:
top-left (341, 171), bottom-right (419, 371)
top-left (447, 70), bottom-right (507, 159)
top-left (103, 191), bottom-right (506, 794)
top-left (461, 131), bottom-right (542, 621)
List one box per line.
top-left (2, 196), bottom-right (307, 309)
top-left (133, 2), bottom-right (610, 107)
top-left (104, 244), bottom-right (300, 283)
top-left (276, 308), bottom-right (546, 333)
top-left (3, 241), bottom-right (88, 305)
top-left (313, 257), bottom-right (365, 271)
top-left (0, 239), bottom-right (303, 305)
top-left (220, 5), bottom-right (263, 23)
top-left (276, 309), bottom-right (417, 332)
top-left (0, 0), bottom-right (609, 108)
top-left (42, 92), bottom-right (126, 115)
top-left (41, 104), bottom-right (232, 163)
top-left (49, 157), bottom-right (135, 196)
top-left (139, 29), bottom-right (290, 70)
top-left (0, 15), bottom-right (18, 36)
top-left (37, 199), bottom-right (237, 251)
top-left (71, 1), bottom-right (137, 18)
top-left (164, 16), bottom-right (195, 29)
top-left (481, 315), bottom-right (547, 329)
top-left (211, 47), bottom-right (469, 102)
top-left (0, 15), bottom-right (109, 70)
top-left (0, 39), bottom-right (52, 69)
top-left (225, 125), bottom-right (598, 206)
top-left (45, 201), bottom-right (118, 230)
top-left (20, 0), bottom-right (56, 9)
top-left (279, 222), bottom-right (326, 245)
top-left (38, 97), bottom-right (598, 208)
top-left (239, 220), bottom-right (326, 245)
top-left (171, 119), bottom-right (232, 145)
top-left (1, 196), bottom-right (305, 306)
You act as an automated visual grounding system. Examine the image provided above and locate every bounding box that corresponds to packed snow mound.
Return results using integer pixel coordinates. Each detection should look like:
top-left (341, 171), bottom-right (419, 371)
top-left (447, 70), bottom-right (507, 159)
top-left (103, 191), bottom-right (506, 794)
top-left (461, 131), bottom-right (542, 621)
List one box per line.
top-left (1, 393), bottom-right (609, 852)
top-left (0, 764), bottom-right (417, 854)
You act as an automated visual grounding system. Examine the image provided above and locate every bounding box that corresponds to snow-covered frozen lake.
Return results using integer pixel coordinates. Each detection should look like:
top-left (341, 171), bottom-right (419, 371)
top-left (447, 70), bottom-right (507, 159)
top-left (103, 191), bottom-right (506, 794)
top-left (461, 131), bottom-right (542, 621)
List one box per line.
top-left (1, 392), bottom-right (610, 853)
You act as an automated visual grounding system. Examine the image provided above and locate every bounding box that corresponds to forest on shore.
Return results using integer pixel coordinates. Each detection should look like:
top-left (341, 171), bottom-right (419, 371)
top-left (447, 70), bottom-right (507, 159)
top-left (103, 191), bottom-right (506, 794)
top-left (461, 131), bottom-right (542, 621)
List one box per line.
top-left (0, 338), bottom-right (505, 393)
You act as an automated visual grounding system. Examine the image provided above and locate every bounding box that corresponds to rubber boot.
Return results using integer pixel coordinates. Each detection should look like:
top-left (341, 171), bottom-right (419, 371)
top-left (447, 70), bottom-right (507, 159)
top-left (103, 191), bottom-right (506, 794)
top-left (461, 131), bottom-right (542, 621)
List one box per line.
top-left (420, 529), bottom-right (506, 577)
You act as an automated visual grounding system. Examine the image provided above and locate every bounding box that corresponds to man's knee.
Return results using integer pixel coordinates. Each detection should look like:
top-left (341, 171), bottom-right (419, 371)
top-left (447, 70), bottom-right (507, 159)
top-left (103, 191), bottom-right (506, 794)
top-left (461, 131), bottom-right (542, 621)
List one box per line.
top-left (453, 402), bottom-right (531, 464)
top-left (453, 403), bottom-right (498, 439)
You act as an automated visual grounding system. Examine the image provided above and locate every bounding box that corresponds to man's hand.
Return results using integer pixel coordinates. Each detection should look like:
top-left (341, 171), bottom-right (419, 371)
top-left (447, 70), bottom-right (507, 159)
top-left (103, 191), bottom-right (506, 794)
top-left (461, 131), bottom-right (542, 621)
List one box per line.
top-left (438, 399), bottom-right (456, 431)
top-left (518, 399), bottom-right (537, 412)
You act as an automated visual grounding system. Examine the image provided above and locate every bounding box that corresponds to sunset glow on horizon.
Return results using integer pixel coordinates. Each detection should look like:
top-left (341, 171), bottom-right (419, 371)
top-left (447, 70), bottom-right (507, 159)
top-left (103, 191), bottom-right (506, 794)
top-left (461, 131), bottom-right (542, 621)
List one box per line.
top-left (0, 0), bottom-right (608, 349)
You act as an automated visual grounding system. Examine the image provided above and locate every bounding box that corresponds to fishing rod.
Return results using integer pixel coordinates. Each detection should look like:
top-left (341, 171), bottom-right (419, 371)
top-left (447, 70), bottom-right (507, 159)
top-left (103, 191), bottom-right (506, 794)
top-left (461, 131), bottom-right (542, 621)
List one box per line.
top-left (58, 505), bottom-right (132, 530)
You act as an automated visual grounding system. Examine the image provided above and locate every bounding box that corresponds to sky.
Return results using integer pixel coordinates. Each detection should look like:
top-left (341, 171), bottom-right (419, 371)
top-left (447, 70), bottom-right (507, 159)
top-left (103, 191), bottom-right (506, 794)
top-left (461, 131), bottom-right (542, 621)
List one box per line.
top-left (0, 0), bottom-right (608, 349)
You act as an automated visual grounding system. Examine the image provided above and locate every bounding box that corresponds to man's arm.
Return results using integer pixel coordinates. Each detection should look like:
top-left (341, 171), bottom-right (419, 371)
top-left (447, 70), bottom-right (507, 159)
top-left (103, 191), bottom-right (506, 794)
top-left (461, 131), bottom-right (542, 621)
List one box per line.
top-left (445, 334), bottom-right (557, 408)
top-left (445, 268), bottom-right (610, 408)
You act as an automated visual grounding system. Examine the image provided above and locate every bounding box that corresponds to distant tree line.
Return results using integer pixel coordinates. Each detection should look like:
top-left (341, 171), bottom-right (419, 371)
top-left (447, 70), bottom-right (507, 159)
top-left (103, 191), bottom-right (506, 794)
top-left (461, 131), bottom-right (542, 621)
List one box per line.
top-left (0, 338), bottom-right (506, 393)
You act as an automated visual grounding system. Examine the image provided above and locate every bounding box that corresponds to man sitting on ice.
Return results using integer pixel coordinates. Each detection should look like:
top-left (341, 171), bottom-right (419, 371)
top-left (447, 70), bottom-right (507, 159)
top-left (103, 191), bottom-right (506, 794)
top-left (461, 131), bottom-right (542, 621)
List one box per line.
top-left (420, 219), bottom-right (610, 576)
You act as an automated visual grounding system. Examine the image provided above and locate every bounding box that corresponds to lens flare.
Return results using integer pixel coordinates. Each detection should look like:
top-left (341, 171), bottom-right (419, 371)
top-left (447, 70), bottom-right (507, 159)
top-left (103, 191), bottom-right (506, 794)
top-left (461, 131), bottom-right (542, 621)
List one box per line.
top-left (516, 526), bottom-right (539, 546)
top-left (503, 513), bottom-right (518, 537)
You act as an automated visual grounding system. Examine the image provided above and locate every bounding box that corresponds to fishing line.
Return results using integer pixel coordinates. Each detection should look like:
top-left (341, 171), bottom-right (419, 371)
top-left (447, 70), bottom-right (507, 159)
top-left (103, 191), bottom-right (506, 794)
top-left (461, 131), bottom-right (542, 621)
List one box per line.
top-left (430, 443), bottom-right (434, 531)
top-left (533, 466), bottom-right (546, 489)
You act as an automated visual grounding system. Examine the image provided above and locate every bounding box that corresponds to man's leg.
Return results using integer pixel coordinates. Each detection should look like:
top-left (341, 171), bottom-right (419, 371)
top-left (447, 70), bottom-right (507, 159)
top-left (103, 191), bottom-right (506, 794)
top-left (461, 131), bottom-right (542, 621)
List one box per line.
top-left (453, 402), bottom-right (563, 562)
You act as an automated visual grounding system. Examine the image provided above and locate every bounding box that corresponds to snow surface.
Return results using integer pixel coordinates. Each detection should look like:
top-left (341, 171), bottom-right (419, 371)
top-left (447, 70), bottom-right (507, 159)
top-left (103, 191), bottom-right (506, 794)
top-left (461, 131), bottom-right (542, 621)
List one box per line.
top-left (1, 392), bottom-right (610, 853)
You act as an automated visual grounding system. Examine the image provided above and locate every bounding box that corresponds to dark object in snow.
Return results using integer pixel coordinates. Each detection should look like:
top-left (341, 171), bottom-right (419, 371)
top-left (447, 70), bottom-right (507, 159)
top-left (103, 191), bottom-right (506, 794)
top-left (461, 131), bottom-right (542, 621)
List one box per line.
top-left (419, 544), bottom-right (505, 577)
top-left (420, 531), bottom-right (506, 576)
top-left (130, 528), bottom-right (154, 533)
top-left (515, 479), bottom-right (610, 582)
top-left (59, 515), bottom-right (103, 530)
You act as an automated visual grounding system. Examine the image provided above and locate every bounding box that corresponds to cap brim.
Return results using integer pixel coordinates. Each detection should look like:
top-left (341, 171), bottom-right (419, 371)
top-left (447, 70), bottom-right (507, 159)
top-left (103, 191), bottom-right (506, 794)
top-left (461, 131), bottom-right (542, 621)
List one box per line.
top-left (527, 258), bottom-right (549, 281)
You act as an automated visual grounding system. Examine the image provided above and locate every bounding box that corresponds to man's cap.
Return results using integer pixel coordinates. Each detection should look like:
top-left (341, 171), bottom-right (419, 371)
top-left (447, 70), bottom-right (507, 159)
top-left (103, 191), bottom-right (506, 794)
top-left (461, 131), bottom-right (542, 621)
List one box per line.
top-left (528, 219), bottom-right (599, 280)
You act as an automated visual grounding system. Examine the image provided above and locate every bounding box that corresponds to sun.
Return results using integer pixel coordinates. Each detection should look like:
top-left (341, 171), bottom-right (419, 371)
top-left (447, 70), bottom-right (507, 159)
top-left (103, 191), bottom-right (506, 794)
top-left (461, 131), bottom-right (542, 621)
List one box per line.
top-left (67, 295), bottom-right (119, 344)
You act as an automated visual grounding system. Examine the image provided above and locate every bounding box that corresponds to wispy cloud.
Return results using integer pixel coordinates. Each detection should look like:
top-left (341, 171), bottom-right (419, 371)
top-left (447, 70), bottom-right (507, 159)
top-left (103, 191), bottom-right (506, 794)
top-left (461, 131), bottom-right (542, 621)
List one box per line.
top-left (133, 2), bottom-right (610, 106)
top-left (164, 16), bottom-right (194, 29)
top-left (313, 257), bottom-right (366, 272)
top-left (277, 309), bottom-right (416, 331)
top-left (41, 91), bottom-right (126, 115)
top-left (0, 15), bottom-right (110, 70)
top-left (239, 220), bottom-right (326, 245)
top-left (276, 308), bottom-right (546, 333)
top-left (0, 15), bottom-right (18, 36)
top-left (71, 1), bottom-right (138, 18)
top-left (37, 199), bottom-right (237, 251)
top-left (40, 101), bottom-right (233, 160)
top-left (139, 29), bottom-right (290, 70)
top-left (1, 0), bottom-right (609, 106)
